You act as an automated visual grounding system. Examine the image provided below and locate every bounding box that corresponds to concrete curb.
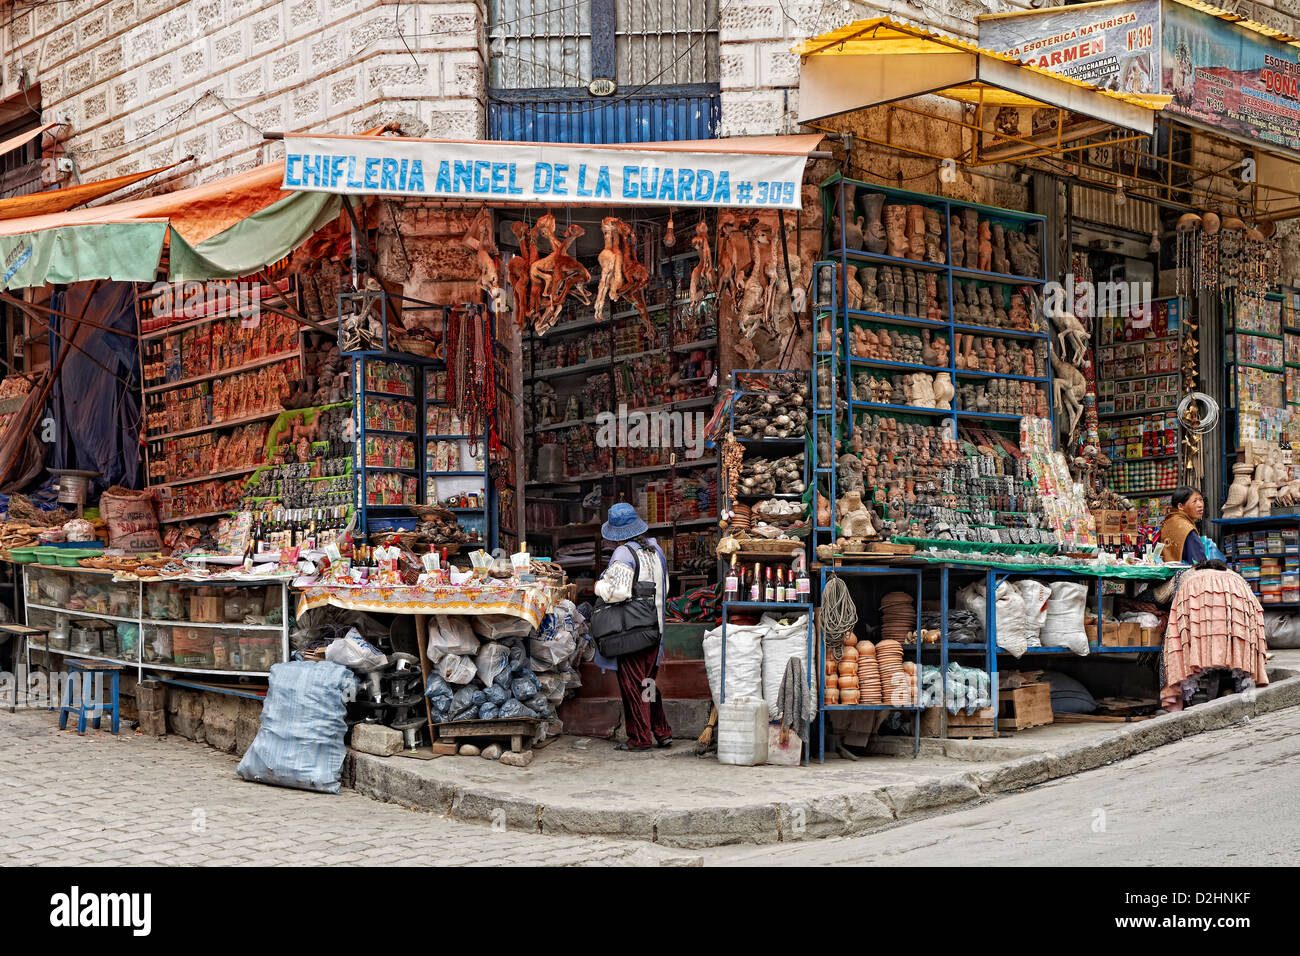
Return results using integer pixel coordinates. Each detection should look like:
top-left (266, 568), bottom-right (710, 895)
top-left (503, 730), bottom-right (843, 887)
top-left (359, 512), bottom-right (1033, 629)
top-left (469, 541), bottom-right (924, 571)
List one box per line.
top-left (344, 674), bottom-right (1300, 849)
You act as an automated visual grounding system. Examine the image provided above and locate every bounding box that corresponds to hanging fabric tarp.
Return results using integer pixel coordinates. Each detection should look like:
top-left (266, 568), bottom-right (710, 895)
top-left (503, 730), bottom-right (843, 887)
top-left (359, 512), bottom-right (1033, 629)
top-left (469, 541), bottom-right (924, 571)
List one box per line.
top-left (48, 282), bottom-right (142, 492)
top-left (167, 188), bottom-right (341, 281)
top-left (0, 221), bottom-right (168, 290)
top-left (0, 160), bottom-right (189, 222)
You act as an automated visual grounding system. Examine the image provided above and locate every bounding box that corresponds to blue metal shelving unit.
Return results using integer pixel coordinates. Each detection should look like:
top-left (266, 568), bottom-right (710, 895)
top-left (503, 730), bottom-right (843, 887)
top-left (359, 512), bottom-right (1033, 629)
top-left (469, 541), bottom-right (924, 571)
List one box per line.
top-left (816, 565), bottom-right (923, 760)
top-left (1213, 514), bottom-right (1300, 608)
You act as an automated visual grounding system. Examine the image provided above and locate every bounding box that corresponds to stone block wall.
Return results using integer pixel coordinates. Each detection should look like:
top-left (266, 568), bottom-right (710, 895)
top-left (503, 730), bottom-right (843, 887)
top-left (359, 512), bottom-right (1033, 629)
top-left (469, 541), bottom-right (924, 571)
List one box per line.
top-left (1, 0), bottom-right (487, 196)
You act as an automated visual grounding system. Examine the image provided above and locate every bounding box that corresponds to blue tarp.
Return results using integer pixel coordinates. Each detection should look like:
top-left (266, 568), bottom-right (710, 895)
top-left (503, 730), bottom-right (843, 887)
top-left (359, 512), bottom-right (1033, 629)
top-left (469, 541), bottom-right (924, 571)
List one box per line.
top-left (48, 282), bottom-right (141, 493)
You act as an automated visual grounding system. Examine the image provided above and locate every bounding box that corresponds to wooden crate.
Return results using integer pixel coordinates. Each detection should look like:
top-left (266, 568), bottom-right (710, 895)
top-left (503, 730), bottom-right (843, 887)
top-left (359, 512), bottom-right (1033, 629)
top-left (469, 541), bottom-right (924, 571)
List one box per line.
top-left (945, 706), bottom-right (998, 738)
top-left (997, 682), bottom-right (1053, 732)
top-left (433, 717), bottom-right (540, 753)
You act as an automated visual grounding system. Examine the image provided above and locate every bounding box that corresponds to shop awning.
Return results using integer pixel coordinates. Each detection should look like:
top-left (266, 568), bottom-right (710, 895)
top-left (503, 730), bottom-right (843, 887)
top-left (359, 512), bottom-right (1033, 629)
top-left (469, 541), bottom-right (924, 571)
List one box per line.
top-left (0, 121), bottom-right (57, 160)
top-left (794, 17), bottom-right (1169, 135)
top-left (0, 159), bottom-right (192, 221)
top-left (278, 133), bottom-right (825, 209)
top-left (0, 130), bottom-right (417, 289)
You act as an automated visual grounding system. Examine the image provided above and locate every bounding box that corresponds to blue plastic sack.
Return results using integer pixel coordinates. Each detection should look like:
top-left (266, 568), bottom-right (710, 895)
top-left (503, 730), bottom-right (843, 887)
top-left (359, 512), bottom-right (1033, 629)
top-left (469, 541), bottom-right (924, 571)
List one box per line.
top-left (450, 685), bottom-right (479, 712)
top-left (237, 661), bottom-right (356, 794)
top-left (478, 702), bottom-right (500, 720)
top-left (499, 699), bottom-right (532, 719)
top-left (424, 673), bottom-right (453, 699)
top-left (1201, 534), bottom-right (1226, 563)
top-left (511, 674), bottom-right (539, 700)
top-left (486, 685), bottom-right (508, 705)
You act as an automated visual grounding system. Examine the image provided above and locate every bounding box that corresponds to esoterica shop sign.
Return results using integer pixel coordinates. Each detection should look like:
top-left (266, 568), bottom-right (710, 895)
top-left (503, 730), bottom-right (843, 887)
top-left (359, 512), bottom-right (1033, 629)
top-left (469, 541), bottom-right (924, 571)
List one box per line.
top-left (1163, 0), bottom-right (1300, 156)
top-left (979, 0), bottom-right (1162, 94)
top-left (281, 136), bottom-right (806, 209)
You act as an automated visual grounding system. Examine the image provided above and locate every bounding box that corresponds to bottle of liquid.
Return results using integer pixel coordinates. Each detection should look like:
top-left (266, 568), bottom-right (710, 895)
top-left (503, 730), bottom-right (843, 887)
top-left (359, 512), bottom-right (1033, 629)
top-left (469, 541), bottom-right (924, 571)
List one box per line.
top-left (796, 561), bottom-right (811, 601)
top-left (775, 566), bottom-right (786, 603)
top-left (748, 562), bottom-right (761, 602)
top-left (764, 565), bottom-right (775, 602)
top-left (724, 555), bottom-right (739, 601)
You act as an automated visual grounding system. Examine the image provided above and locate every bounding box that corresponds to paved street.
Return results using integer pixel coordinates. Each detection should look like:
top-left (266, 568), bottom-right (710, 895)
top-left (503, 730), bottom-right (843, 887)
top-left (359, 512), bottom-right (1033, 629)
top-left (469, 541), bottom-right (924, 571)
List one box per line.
top-left (703, 707), bottom-right (1300, 866)
top-left (0, 710), bottom-right (681, 866)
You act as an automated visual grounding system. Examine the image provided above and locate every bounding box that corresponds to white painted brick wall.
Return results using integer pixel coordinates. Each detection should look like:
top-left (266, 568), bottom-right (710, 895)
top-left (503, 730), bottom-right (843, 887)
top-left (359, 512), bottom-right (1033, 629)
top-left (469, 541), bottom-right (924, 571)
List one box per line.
top-left (1, 0), bottom-right (488, 196)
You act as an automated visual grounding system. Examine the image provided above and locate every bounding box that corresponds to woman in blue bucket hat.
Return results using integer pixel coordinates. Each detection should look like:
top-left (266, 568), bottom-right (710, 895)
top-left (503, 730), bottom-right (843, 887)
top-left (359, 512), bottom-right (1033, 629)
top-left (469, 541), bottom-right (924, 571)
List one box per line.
top-left (594, 502), bottom-right (673, 751)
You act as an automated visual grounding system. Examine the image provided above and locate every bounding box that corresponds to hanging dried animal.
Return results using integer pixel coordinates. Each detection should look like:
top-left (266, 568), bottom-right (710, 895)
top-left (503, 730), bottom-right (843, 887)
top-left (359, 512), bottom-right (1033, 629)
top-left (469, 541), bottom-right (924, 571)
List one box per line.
top-left (616, 220), bottom-right (655, 339)
top-left (688, 220), bottom-right (715, 313)
top-left (593, 216), bottom-right (625, 322)
top-left (765, 217), bottom-right (804, 337)
top-left (530, 214), bottom-right (592, 334)
top-left (716, 212), bottom-right (749, 314)
top-left (507, 220), bottom-right (540, 331)
top-left (737, 220), bottom-right (773, 339)
top-left (459, 207), bottom-right (506, 314)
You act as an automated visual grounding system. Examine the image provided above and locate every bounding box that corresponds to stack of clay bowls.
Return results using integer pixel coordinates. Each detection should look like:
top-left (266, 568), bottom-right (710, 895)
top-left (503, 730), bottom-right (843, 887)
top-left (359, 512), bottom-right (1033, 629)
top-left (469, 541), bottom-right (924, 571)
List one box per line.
top-left (880, 591), bottom-right (914, 643)
top-left (856, 638), bottom-right (882, 704)
top-left (874, 638), bottom-right (908, 707)
top-left (824, 655), bottom-right (839, 706)
top-left (837, 636), bottom-right (861, 705)
top-left (731, 502), bottom-right (752, 532)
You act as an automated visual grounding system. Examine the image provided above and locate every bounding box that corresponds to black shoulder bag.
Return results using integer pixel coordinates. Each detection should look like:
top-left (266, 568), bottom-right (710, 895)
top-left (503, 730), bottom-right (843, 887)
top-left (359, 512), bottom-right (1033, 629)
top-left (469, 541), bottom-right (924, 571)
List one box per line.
top-left (588, 543), bottom-right (661, 658)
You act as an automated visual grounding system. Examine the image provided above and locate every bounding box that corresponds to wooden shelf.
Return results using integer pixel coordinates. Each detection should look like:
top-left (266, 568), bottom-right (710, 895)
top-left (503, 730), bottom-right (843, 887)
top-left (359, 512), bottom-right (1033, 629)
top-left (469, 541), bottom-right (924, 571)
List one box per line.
top-left (142, 351), bottom-right (302, 395)
top-left (146, 407), bottom-right (285, 442)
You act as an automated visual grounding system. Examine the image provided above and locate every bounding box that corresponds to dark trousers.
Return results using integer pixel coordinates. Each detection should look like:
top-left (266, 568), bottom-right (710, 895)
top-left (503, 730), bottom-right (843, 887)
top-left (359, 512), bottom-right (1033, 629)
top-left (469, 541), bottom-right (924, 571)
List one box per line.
top-left (616, 641), bottom-right (672, 747)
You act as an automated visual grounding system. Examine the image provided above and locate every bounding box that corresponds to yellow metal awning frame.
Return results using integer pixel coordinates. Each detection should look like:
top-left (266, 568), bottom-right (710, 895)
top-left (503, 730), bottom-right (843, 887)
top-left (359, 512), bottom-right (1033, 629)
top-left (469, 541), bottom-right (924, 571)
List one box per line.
top-left (795, 17), bottom-right (1170, 166)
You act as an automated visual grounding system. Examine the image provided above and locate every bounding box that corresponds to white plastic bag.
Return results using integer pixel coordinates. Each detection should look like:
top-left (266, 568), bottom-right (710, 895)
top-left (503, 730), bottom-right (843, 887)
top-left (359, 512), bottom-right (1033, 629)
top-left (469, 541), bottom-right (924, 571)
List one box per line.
top-left (1042, 582), bottom-right (1090, 655)
top-left (702, 623), bottom-right (765, 704)
top-left (759, 612), bottom-right (812, 720)
top-left (474, 642), bottom-right (510, 686)
top-left (439, 653), bottom-right (477, 684)
top-left (1264, 611), bottom-right (1300, 649)
top-left (957, 581), bottom-right (989, 631)
top-left (993, 583), bottom-right (1029, 658)
top-left (324, 629), bottom-right (388, 671)
top-left (471, 614), bottom-right (534, 640)
top-left (427, 615), bottom-right (479, 658)
top-left (1012, 579), bottom-right (1052, 648)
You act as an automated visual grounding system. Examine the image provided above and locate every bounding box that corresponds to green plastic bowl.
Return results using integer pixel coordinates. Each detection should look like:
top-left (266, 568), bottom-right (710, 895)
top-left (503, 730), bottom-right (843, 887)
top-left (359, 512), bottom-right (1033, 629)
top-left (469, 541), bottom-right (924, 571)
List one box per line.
top-left (8, 547), bottom-right (36, 563)
top-left (34, 547), bottom-right (61, 565)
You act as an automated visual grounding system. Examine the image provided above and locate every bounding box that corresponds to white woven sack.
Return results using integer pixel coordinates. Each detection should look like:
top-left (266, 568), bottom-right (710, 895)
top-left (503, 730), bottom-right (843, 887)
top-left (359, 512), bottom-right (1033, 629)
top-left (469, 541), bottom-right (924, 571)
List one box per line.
top-left (1012, 579), bottom-right (1052, 647)
top-left (759, 613), bottom-right (813, 720)
top-left (993, 581), bottom-right (1029, 658)
top-left (1043, 581), bottom-right (1090, 655)
top-left (702, 623), bottom-right (766, 704)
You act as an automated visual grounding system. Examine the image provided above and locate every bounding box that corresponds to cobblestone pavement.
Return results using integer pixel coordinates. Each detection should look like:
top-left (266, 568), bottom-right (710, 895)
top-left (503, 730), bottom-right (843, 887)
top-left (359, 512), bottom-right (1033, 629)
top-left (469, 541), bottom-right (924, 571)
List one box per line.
top-left (0, 710), bottom-right (692, 866)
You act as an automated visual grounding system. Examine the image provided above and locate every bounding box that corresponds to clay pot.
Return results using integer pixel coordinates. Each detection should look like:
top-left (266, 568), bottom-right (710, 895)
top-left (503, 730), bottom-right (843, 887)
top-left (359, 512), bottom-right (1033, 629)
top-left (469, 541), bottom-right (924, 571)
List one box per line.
top-left (838, 660), bottom-right (858, 677)
top-left (840, 688), bottom-right (861, 705)
top-left (824, 686), bottom-right (840, 705)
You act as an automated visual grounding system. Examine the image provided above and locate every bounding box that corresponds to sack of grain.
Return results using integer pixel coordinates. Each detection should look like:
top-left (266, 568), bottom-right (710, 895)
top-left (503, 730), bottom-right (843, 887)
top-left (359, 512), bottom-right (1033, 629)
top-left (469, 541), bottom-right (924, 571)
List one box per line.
top-left (100, 487), bottom-right (162, 552)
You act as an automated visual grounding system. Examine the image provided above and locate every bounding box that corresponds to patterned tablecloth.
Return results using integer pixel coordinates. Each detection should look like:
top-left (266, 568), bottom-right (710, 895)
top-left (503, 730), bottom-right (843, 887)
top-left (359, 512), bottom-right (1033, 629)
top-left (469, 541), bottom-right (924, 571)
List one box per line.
top-left (296, 582), bottom-right (558, 627)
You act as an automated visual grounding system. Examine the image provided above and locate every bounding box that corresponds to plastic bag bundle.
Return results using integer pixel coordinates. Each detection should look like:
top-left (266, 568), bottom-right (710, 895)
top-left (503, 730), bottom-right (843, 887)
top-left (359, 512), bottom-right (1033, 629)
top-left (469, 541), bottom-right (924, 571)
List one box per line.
top-left (471, 614), bottom-right (534, 641)
top-left (475, 642), bottom-right (510, 687)
top-left (536, 672), bottom-right (566, 702)
top-left (478, 702), bottom-right (500, 720)
top-left (945, 662), bottom-right (991, 714)
top-left (500, 699), bottom-right (536, 719)
top-left (525, 693), bottom-right (553, 717)
top-left (439, 653), bottom-right (477, 685)
top-left (1042, 582), bottom-right (1090, 656)
top-left (423, 672), bottom-right (452, 700)
top-left (504, 638), bottom-right (527, 671)
top-left (511, 672), bottom-right (540, 700)
top-left (428, 615), bottom-right (479, 657)
top-left (485, 684), bottom-right (508, 705)
top-left (919, 664), bottom-right (943, 708)
top-left (559, 665), bottom-right (581, 689)
top-left (957, 582), bottom-right (989, 630)
top-left (450, 684), bottom-right (478, 713)
top-left (324, 629), bottom-right (388, 671)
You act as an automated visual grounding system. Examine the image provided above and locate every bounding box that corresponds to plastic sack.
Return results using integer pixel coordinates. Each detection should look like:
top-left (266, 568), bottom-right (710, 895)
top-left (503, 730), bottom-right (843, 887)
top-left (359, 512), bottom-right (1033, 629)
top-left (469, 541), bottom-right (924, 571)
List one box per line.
top-left (992, 583), bottom-right (1029, 658)
top-left (511, 674), bottom-right (540, 700)
top-left (505, 638), bottom-right (528, 671)
top-left (424, 672), bottom-right (453, 700)
top-left (500, 699), bottom-right (537, 719)
top-left (471, 614), bottom-right (534, 641)
top-left (702, 623), bottom-right (765, 704)
top-left (1264, 611), bottom-right (1300, 649)
top-left (759, 613), bottom-right (811, 720)
top-left (1042, 582), bottom-right (1090, 656)
top-left (525, 693), bottom-right (553, 716)
top-left (486, 684), bottom-right (509, 705)
top-left (957, 582), bottom-right (989, 631)
top-left (450, 684), bottom-right (479, 713)
top-left (478, 702), bottom-right (500, 720)
top-left (237, 661), bottom-right (355, 794)
top-left (439, 653), bottom-right (477, 685)
top-left (475, 642), bottom-right (510, 687)
top-left (452, 706), bottom-right (479, 721)
top-left (536, 672), bottom-right (567, 702)
top-left (428, 615), bottom-right (479, 658)
top-left (1012, 579), bottom-right (1052, 648)
top-left (529, 632), bottom-right (577, 671)
top-left (559, 665), bottom-right (581, 689)
top-left (324, 629), bottom-right (388, 671)
top-left (429, 695), bottom-right (452, 717)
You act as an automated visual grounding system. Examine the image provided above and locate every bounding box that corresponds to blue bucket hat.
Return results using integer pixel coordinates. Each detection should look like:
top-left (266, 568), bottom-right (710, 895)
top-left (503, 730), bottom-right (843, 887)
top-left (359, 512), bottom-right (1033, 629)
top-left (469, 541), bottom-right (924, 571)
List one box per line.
top-left (602, 502), bottom-right (648, 541)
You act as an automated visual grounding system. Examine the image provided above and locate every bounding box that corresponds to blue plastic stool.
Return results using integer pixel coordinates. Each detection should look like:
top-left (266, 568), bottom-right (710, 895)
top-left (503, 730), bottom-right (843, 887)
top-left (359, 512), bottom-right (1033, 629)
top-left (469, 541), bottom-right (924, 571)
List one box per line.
top-left (58, 660), bottom-right (123, 734)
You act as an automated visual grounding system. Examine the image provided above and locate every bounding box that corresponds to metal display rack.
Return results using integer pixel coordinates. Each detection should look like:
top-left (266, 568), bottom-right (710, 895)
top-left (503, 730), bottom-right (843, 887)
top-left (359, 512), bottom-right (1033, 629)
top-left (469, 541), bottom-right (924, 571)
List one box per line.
top-left (1213, 514), bottom-right (1300, 610)
top-left (521, 241), bottom-right (720, 589)
top-left (1094, 296), bottom-right (1185, 515)
top-left (20, 564), bottom-right (291, 708)
top-left (1222, 289), bottom-right (1289, 496)
top-left (816, 565), bottom-right (922, 760)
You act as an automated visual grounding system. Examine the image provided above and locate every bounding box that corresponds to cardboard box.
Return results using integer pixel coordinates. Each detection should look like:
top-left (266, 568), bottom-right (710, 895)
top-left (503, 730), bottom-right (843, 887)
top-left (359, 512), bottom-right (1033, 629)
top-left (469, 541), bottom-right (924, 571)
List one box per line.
top-left (1117, 622), bottom-right (1141, 646)
top-left (1092, 510), bottom-right (1123, 535)
top-left (1086, 621), bottom-right (1120, 645)
top-left (1139, 626), bottom-right (1163, 647)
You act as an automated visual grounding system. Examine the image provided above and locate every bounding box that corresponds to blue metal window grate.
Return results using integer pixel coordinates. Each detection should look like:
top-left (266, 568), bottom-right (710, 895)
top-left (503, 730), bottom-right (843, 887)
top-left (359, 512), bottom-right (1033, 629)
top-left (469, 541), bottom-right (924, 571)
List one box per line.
top-left (488, 87), bottom-right (720, 144)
